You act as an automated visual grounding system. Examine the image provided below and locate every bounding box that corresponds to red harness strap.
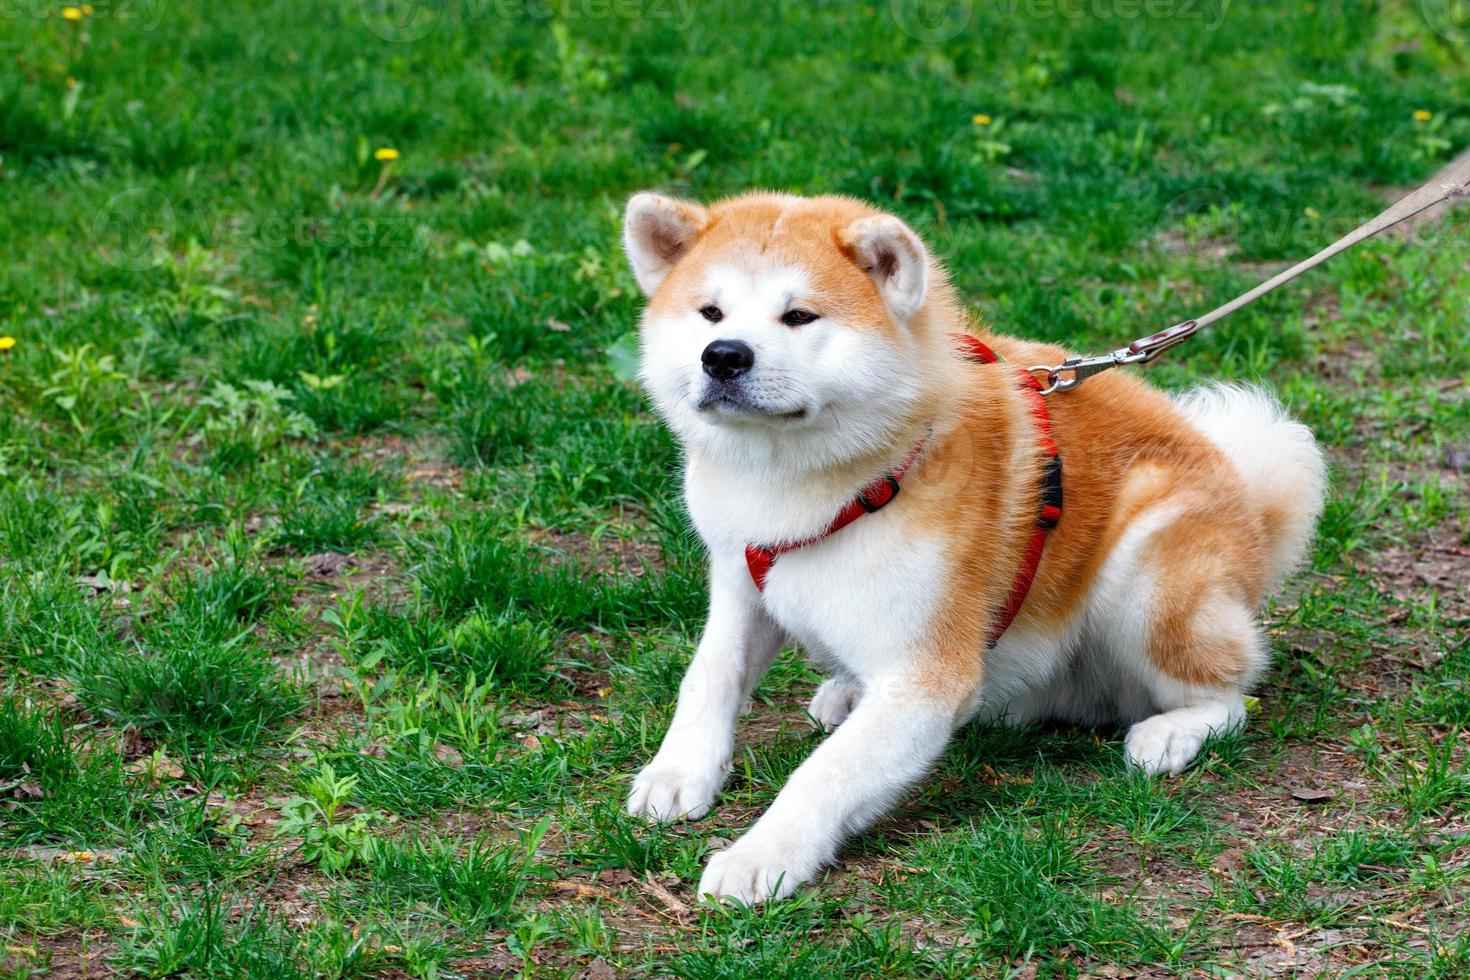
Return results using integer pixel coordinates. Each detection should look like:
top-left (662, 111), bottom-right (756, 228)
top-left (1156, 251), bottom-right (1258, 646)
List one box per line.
top-left (743, 334), bottom-right (1064, 649)
top-left (743, 436), bottom-right (928, 593)
top-left (954, 334), bottom-right (1063, 646)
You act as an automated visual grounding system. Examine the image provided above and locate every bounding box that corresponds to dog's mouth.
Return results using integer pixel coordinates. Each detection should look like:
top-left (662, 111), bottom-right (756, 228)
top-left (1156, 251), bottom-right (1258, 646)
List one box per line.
top-left (696, 383), bottom-right (808, 421)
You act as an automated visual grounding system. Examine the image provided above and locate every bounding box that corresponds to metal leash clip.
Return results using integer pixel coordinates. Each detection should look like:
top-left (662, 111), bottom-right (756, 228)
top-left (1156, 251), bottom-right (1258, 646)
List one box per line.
top-left (1029, 345), bottom-right (1151, 396)
top-left (1030, 320), bottom-right (1200, 394)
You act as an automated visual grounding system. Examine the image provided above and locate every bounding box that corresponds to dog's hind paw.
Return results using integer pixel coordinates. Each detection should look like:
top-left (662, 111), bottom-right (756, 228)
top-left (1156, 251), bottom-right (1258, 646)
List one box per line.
top-left (807, 676), bottom-right (861, 731)
top-left (1124, 699), bottom-right (1242, 776)
top-left (1124, 716), bottom-right (1205, 776)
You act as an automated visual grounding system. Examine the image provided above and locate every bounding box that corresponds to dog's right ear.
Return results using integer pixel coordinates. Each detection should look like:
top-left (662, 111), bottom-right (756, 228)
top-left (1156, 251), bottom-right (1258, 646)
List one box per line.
top-left (623, 193), bottom-right (710, 296)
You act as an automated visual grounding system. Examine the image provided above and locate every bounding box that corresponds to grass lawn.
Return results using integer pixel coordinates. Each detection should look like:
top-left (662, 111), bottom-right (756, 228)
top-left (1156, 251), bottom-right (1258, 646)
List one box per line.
top-left (2, 1), bottom-right (1468, 975)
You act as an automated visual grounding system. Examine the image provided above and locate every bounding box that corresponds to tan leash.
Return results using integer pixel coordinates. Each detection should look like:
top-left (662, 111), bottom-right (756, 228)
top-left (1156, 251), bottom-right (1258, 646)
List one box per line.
top-left (1029, 150), bottom-right (1470, 395)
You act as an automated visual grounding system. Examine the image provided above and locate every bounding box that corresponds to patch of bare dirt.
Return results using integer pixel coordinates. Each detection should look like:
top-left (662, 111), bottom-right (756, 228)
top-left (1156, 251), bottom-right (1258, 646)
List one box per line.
top-left (6, 930), bottom-right (114, 979)
top-left (1358, 521), bottom-right (1470, 627)
top-left (529, 524), bottom-right (666, 578)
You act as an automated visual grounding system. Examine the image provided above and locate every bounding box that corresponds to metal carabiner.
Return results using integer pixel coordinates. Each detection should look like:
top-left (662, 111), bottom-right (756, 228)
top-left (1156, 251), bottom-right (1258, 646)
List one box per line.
top-left (1029, 347), bottom-right (1148, 395)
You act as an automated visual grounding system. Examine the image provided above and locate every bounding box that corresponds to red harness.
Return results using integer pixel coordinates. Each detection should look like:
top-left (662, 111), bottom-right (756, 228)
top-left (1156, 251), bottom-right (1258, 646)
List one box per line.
top-left (743, 333), bottom-right (1063, 648)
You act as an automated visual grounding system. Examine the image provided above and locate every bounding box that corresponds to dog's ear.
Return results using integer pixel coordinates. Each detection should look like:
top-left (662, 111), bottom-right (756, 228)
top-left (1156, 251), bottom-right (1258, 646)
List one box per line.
top-left (623, 193), bottom-right (710, 296)
top-left (838, 214), bottom-right (929, 323)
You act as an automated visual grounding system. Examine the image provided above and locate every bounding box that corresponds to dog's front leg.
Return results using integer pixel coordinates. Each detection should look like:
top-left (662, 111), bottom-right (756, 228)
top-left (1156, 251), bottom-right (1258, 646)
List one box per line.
top-left (697, 668), bottom-right (965, 903)
top-left (627, 559), bottom-right (784, 822)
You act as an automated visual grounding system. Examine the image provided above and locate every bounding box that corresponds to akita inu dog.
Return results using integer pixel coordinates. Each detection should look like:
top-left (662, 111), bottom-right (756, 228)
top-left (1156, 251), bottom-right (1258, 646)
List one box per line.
top-left (621, 191), bottom-right (1325, 903)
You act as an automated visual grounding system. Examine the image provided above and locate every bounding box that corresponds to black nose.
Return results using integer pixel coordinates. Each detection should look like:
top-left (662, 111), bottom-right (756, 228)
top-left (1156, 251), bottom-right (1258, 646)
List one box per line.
top-left (701, 339), bottom-right (755, 381)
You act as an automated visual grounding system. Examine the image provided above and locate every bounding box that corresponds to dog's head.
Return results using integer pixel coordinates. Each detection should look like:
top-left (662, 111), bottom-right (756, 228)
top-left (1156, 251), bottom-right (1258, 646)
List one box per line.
top-left (623, 192), bottom-right (951, 470)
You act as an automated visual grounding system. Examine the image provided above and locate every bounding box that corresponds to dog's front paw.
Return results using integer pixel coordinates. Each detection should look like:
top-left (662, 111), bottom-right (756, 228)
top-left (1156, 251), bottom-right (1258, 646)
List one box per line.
top-left (627, 758), bottom-right (726, 822)
top-left (697, 836), bottom-right (820, 904)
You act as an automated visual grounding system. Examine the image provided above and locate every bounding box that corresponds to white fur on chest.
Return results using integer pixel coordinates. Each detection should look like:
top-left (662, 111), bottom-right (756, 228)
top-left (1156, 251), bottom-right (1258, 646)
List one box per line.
top-left (760, 525), bottom-right (947, 677)
top-left (688, 464), bottom-right (947, 678)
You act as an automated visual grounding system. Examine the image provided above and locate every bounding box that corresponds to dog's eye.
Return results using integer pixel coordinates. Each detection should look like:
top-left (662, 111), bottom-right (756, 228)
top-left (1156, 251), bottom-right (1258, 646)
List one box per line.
top-left (699, 305), bottom-right (724, 323)
top-left (781, 309), bottom-right (819, 327)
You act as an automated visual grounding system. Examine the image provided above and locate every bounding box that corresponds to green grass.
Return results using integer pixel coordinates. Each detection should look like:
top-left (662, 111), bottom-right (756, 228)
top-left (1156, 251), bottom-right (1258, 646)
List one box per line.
top-left (65, 559), bottom-right (305, 751)
top-left (1, 0), bottom-right (1468, 975)
top-left (0, 698), bottom-right (142, 842)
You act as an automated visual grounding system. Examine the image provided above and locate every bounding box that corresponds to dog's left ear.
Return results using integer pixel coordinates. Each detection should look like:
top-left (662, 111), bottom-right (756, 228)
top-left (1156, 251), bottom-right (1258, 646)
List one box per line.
top-left (838, 214), bottom-right (929, 323)
top-left (623, 192), bottom-right (710, 296)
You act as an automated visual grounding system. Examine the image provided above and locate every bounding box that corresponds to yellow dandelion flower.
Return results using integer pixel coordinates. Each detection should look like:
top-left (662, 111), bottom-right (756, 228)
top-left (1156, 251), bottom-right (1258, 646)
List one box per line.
top-left (82, 2), bottom-right (94, 11)
top-left (1413, 109), bottom-right (1433, 122)
top-left (61, 6), bottom-right (83, 20)
top-left (1304, 206), bottom-right (1321, 220)
top-left (972, 113), bottom-right (993, 126)
top-left (374, 147), bottom-right (400, 162)
top-left (0, 337), bottom-right (16, 352)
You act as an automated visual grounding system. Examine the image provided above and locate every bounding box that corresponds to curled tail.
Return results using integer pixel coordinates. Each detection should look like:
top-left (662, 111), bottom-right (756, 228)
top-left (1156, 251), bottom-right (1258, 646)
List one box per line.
top-left (1174, 383), bottom-right (1328, 586)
